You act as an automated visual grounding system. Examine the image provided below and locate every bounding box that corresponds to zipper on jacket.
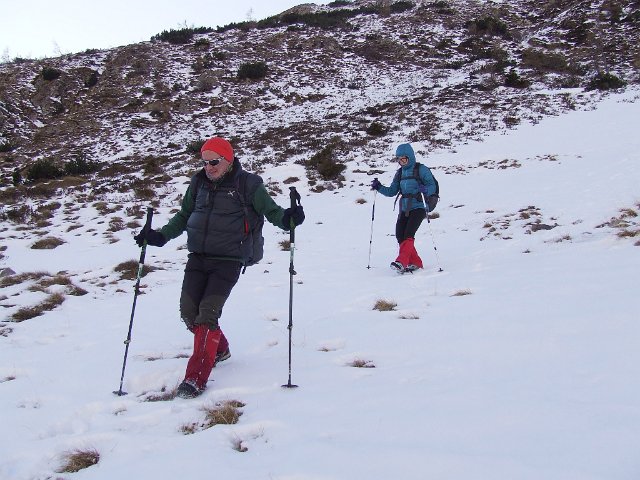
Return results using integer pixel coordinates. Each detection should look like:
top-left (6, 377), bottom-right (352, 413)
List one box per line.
top-left (201, 186), bottom-right (216, 253)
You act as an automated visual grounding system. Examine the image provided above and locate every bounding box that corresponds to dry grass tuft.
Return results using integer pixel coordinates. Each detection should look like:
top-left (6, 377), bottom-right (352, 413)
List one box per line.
top-left (348, 358), bottom-right (376, 368)
top-left (141, 385), bottom-right (178, 402)
top-left (114, 260), bottom-right (156, 281)
top-left (180, 400), bottom-right (246, 435)
top-left (57, 448), bottom-right (100, 473)
top-left (279, 239), bottom-right (291, 251)
top-left (451, 289), bottom-right (472, 297)
top-left (3, 272), bottom-right (87, 323)
top-left (12, 293), bottom-right (65, 321)
top-left (31, 236), bottom-right (65, 249)
top-left (355, 197), bottom-right (367, 204)
top-left (597, 206), bottom-right (640, 240)
top-left (617, 229), bottom-right (640, 238)
top-left (0, 325), bottom-right (13, 337)
top-left (204, 400), bottom-right (245, 426)
top-left (318, 345), bottom-right (337, 352)
top-left (373, 299), bottom-right (397, 311)
top-left (0, 271), bottom-right (48, 288)
top-left (108, 216), bottom-right (126, 232)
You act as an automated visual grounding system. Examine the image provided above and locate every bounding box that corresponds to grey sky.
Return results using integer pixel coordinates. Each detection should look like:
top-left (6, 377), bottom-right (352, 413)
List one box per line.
top-left (0, 0), bottom-right (334, 59)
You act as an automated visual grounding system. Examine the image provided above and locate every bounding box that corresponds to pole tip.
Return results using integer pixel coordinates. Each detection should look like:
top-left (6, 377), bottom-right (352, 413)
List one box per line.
top-left (281, 383), bottom-right (299, 389)
top-left (113, 390), bottom-right (128, 396)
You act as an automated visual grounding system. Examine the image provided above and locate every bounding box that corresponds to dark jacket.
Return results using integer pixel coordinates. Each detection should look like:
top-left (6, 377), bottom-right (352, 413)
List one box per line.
top-left (160, 159), bottom-right (288, 263)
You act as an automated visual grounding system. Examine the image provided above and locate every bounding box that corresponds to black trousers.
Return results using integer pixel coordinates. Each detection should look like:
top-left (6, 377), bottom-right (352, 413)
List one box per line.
top-left (395, 208), bottom-right (426, 244)
top-left (179, 254), bottom-right (242, 330)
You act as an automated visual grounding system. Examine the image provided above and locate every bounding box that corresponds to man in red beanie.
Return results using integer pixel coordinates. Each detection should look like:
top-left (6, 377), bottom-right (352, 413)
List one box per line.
top-left (135, 136), bottom-right (305, 398)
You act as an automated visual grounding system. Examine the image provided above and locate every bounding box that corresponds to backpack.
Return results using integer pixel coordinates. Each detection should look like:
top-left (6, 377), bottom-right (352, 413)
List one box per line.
top-left (190, 170), bottom-right (264, 270)
top-left (394, 163), bottom-right (440, 212)
top-left (236, 171), bottom-right (264, 269)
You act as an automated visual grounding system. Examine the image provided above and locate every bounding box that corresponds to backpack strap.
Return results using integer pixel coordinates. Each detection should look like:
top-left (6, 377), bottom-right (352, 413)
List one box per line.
top-left (236, 172), bottom-right (252, 274)
top-left (188, 173), bottom-right (207, 212)
top-left (394, 163), bottom-right (425, 216)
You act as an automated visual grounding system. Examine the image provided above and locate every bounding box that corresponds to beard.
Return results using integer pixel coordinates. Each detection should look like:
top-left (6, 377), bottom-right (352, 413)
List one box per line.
top-left (205, 162), bottom-right (232, 182)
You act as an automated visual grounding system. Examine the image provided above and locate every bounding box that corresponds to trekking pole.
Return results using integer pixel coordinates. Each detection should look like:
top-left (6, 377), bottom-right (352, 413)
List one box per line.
top-left (114, 207), bottom-right (153, 396)
top-left (421, 193), bottom-right (444, 272)
top-left (367, 189), bottom-right (377, 269)
top-left (282, 187), bottom-right (301, 389)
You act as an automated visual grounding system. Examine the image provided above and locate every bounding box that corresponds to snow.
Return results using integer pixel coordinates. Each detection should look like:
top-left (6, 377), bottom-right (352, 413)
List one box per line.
top-left (1, 89), bottom-right (639, 479)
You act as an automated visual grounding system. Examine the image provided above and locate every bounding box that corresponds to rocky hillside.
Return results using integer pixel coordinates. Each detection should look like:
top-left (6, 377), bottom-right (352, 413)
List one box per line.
top-left (0, 0), bottom-right (638, 201)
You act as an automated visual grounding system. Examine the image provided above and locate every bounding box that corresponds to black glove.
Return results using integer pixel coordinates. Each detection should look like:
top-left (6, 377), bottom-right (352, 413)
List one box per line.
top-left (134, 228), bottom-right (166, 247)
top-left (371, 179), bottom-right (381, 191)
top-left (282, 205), bottom-right (305, 229)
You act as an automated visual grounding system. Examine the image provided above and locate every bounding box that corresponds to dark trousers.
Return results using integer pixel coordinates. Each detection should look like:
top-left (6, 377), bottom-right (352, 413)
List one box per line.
top-left (395, 208), bottom-right (426, 244)
top-left (179, 254), bottom-right (242, 331)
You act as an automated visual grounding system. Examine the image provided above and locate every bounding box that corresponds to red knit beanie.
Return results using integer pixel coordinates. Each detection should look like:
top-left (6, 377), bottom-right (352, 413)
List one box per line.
top-left (200, 137), bottom-right (233, 161)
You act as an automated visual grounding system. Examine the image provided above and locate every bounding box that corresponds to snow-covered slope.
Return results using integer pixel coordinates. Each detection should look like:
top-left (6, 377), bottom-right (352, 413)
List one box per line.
top-left (1, 88), bottom-right (638, 479)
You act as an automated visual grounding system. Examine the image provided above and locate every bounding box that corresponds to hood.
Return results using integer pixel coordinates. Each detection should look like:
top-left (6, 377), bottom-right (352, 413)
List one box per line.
top-left (395, 143), bottom-right (416, 169)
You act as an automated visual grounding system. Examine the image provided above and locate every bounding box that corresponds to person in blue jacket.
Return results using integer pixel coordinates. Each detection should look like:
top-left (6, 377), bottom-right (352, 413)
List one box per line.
top-left (371, 143), bottom-right (437, 272)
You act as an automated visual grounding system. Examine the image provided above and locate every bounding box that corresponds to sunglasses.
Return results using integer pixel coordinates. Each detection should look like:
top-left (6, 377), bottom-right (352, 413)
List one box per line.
top-left (395, 156), bottom-right (409, 163)
top-left (202, 159), bottom-right (221, 167)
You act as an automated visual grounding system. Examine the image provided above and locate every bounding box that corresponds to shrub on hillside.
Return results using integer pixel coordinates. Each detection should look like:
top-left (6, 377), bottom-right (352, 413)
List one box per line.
top-left (12, 168), bottom-right (22, 185)
top-left (217, 5), bottom-right (382, 33)
top-left (84, 70), bottom-right (99, 88)
top-left (194, 38), bottom-right (210, 49)
top-left (237, 62), bottom-right (268, 80)
top-left (3, 205), bottom-right (32, 223)
top-left (186, 139), bottom-right (206, 156)
top-left (306, 145), bottom-right (346, 180)
top-left (431, 0), bottom-right (454, 14)
top-left (504, 70), bottom-right (531, 88)
top-left (31, 237), bottom-right (65, 249)
top-left (586, 72), bottom-right (626, 90)
top-left (27, 159), bottom-right (64, 182)
top-left (366, 121), bottom-right (388, 136)
top-left (390, 1), bottom-right (415, 14)
top-left (521, 48), bottom-right (570, 73)
top-left (41, 66), bottom-right (62, 81)
top-left (465, 15), bottom-right (510, 39)
top-left (0, 141), bottom-right (14, 152)
top-left (64, 156), bottom-right (102, 176)
top-left (151, 27), bottom-right (213, 45)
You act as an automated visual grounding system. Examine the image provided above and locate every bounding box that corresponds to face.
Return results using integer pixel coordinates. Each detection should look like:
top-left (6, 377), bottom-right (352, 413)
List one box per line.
top-left (202, 150), bottom-right (231, 180)
top-left (397, 156), bottom-right (409, 167)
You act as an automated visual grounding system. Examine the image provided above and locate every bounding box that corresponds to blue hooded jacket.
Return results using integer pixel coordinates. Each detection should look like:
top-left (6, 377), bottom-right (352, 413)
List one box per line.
top-left (377, 143), bottom-right (437, 213)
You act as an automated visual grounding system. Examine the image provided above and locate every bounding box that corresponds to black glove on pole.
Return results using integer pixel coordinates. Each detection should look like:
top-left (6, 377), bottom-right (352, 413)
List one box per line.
top-left (283, 187), bottom-right (301, 389)
top-left (114, 207), bottom-right (153, 396)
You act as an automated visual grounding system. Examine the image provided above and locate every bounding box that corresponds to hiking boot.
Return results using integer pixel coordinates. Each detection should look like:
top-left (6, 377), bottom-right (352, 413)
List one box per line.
top-left (176, 380), bottom-right (203, 399)
top-left (215, 348), bottom-right (231, 364)
top-left (405, 264), bottom-right (420, 273)
top-left (390, 261), bottom-right (405, 272)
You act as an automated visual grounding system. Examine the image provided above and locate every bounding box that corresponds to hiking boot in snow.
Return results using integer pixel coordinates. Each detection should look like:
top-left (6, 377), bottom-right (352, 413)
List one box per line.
top-left (390, 261), bottom-right (405, 272)
top-left (404, 264), bottom-right (420, 273)
top-left (215, 348), bottom-right (231, 364)
top-left (176, 380), bottom-right (203, 399)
